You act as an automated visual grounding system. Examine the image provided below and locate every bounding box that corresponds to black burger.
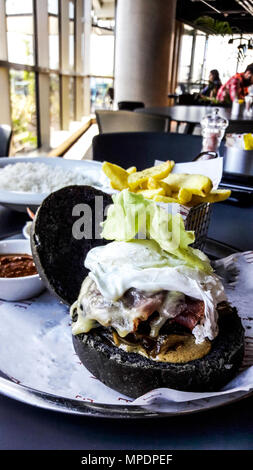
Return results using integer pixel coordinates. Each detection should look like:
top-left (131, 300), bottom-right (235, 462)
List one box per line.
top-left (31, 186), bottom-right (244, 398)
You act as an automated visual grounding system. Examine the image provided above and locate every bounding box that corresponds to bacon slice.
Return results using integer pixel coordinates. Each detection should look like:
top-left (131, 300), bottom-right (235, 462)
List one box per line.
top-left (172, 297), bottom-right (205, 331)
top-left (123, 289), bottom-right (166, 331)
top-left (81, 279), bottom-right (204, 337)
top-left (80, 279), bottom-right (167, 336)
top-left (123, 291), bottom-right (205, 333)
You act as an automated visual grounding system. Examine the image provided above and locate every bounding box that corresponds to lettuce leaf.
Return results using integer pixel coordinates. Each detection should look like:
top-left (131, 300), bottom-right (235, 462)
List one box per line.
top-left (101, 190), bottom-right (212, 273)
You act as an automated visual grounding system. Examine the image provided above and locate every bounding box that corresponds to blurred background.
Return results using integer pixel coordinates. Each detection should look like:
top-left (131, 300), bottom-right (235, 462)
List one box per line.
top-left (1, 0), bottom-right (253, 155)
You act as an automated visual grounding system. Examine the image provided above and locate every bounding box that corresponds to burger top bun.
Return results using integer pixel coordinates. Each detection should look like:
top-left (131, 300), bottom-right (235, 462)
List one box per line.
top-left (31, 185), bottom-right (112, 305)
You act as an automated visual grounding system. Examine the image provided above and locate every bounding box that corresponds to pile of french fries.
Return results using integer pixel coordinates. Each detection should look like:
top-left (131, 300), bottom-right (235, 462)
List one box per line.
top-left (102, 161), bottom-right (231, 207)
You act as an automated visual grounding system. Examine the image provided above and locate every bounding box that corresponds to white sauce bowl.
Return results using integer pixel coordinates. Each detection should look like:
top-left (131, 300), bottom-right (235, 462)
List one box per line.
top-left (0, 239), bottom-right (45, 301)
top-left (22, 221), bottom-right (32, 240)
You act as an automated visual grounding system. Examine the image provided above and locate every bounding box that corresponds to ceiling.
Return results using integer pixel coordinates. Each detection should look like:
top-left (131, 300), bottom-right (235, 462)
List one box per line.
top-left (176, 0), bottom-right (253, 33)
top-left (91, 1), bottom-right (253, 34)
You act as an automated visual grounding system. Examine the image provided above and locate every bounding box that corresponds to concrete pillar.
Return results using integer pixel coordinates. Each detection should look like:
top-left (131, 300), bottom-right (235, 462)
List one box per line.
top-left (114, 0), bottom-right (177, 107)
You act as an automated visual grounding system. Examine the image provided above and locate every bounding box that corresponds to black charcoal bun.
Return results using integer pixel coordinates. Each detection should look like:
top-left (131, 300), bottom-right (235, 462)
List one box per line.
top-left (31, 185), bottom-right (112, 305)
top-left (72, 309), bottom-right (244, 397)
top-left (32, 185), bottom-right (245, 397)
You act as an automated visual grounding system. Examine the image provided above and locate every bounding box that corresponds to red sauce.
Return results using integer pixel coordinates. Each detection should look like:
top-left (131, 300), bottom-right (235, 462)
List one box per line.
top-left (0, 253), bottom-right (37, 278)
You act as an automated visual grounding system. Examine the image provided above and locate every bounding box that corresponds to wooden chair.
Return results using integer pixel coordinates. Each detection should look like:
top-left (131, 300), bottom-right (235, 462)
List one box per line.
top-left (118, 101), bottom-right (145, 111)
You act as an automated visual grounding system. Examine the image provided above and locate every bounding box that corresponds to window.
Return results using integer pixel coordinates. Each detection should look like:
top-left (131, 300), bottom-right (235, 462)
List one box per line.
top-left (177, 25), bottom-right (194, 87)
top-left (9, 68), bottom-right (37, 152)
top-left (0, 0), bottom-right (116, 154)
top-left (203, 35), bottom-right (253, 84)
top-left (90, 17), bottom-right (115, 112)
top-left (48, 0), bottom-right (58, 14)
top-left (90, 77), bottom-right (114, 112)
top-left (69, 75), bottom-right (75, 123)
top-left (50, 73), bottom-right (60, 133)
top-left (69, 0), bottom-right (75, 70)
top-left (6, 0), bottom-right (34, 66)
top-left (191, 31), bottom-right (207, 86)
top-left (5, 0), bottom-right (37, 152)
top-left (48, 0), bottom-right (59, 70)
top-left (177, 23), bottom-right (253, 93)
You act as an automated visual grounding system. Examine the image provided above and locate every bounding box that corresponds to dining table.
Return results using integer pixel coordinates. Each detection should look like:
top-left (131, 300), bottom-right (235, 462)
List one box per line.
top-left (136, 105), bottom-right (253, 134)
top-left (0, 197), bottom-right (253, 453)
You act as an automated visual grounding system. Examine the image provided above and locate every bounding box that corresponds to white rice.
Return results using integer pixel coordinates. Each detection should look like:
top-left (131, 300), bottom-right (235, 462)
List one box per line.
top-left (0, 162), bottom-right (100, 194)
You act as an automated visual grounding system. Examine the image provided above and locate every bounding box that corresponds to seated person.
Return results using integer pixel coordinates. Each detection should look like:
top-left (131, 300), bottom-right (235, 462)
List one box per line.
top-left (217, 63), bottom-right (253, 104)
top-left (200, 69), bottom-right (222, 99)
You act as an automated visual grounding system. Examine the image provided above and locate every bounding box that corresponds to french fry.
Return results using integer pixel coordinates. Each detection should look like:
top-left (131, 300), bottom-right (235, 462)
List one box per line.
top-left (154, 195), bottom-right (180, 204)
top-left (102, 162), bottom-right (129, 190)
top-left (146, 177), bottom-right (171, 194)
top-left (126, 166), bottom-right (137, 175)
top-left (160, 181), bottom-right (173, 196)
top-left (147, 177), bottom-right (161, 190)
top-left (136, 188), bottom-right (165, 199)
top-left (139, 180), bottom-right (148, 190)
top-left (162, 173), bottom-right (212, 197)
top-left (102, 160), bottom-right (227, 207)
top-left (177, 188), bottom-right (193, 205)
top-left (128, 161), bottom-right (175, 190)
top-left (189, 189), bottom-right (231, 206)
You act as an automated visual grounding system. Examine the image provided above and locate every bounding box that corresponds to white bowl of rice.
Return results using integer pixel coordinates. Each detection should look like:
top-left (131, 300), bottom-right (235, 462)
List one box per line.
top-left (0, 157), bottom-right (109, 212)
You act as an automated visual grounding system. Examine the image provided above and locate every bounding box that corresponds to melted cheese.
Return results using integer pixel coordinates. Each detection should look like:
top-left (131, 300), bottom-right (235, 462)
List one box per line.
top-left (71, 240), bottom-right (226, 344)
top-left (115, 334), bottom-right (211, 363)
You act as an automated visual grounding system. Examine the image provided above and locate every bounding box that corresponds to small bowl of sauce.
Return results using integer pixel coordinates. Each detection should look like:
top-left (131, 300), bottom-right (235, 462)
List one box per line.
top-left (0, 253), bottom-right (37, 278)
top-left (0, 240), bottom-right (45, 301)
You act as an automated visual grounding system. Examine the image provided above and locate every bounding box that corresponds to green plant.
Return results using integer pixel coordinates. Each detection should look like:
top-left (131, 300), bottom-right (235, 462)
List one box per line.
top-left (194, 16), bottom-right (239, 36)
top-left (10, 71), bottom-right (37, 151)
top-left (9, 38), bottom-right (37, 152)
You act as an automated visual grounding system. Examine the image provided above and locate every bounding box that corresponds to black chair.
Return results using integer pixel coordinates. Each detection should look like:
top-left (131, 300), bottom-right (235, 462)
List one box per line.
top-left (95, 110), bottom-right (169, 134)
top-left (118, 101), bottom-right (145, 111)
top-left (0, 125), bottom-right (12, 157)
top-left (226, 122), bottom-right (253, 134)
top-left (177, 94), bottom-right (195, 105)
top-left (92, 132), bottom-right (203, 169)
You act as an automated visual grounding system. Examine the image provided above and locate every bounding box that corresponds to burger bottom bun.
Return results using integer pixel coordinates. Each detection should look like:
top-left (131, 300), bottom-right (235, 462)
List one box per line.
top-left (72, 309), bottom-right (244, 398)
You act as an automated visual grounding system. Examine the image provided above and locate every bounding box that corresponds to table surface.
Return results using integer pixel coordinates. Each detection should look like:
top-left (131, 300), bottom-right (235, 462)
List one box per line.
top-left (0, 202), bottom-right (253, 450)
top-left (136, 105), bottom-right (253, 124)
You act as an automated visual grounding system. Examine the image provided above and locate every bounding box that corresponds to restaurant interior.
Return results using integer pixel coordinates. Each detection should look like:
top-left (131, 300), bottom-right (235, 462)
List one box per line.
top-left (0, 0), bottom-right (253, 453)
